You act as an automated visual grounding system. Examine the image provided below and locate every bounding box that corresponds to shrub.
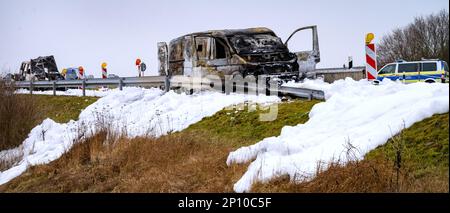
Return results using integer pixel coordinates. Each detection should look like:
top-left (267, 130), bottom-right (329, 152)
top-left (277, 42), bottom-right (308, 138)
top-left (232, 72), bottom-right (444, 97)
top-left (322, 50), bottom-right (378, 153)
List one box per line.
top-left (0, 81), bottom-right (41, 150)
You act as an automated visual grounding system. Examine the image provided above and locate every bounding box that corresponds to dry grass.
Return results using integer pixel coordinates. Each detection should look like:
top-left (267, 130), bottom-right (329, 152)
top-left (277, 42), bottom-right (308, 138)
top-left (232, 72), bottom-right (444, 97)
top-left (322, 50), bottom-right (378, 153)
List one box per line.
top-left (252, 157), bottom-right (395, 193)
top-left (252, 156), bottom-right (448, 193)
top-left (0, 81), bottom-right (41, 150)
top-left (0, 149), bottom-right (24, 172)
top-left (0, 131), bottom-right (247, 192)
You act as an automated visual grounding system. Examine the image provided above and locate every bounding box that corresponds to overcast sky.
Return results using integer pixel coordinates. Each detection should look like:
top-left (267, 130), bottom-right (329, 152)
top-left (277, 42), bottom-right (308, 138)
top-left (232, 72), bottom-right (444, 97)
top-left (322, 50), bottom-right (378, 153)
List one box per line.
top-left (0, 0), bottom-right (448, 77)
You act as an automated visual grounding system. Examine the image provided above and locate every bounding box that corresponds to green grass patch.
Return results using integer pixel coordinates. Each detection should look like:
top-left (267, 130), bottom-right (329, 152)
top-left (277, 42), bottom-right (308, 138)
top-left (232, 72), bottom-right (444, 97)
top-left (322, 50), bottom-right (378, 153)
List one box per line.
top-left (18, 94), bottom-right (99, 123)
top-left (366, 113), bottom-right (449, 176)
top-left (183, 100), bottom-right (320, 147)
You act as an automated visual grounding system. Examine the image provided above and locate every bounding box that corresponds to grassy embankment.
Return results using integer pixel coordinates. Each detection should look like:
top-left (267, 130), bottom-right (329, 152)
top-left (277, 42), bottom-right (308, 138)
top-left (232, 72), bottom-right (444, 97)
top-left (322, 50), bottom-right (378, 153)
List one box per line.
top-left (1, 94), bottom-right (447, 192)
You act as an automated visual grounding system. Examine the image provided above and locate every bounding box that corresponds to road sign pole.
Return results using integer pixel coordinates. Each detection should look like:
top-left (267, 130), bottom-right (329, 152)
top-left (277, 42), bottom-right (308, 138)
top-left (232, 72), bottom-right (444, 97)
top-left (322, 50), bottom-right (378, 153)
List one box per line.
top-left (136, 58), bottom-right (142, 78)
top-left (119, 78), bottom-right (123, 91)
top-left (53, 81), bottom-right (56, 96)
top-left (82, 79), bottom-right (86, 97)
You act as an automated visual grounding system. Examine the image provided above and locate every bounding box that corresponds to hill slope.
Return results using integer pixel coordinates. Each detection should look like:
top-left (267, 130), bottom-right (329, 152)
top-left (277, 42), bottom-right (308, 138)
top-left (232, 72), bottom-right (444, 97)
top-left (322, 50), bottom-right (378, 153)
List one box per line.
top-left (1, 98), bottom-right (447, 192)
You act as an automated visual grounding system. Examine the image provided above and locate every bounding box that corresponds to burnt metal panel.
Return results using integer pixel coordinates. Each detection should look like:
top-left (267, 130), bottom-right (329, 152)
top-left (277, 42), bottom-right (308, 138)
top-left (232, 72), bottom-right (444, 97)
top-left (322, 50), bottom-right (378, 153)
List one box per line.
top-left (157, 42), bottom-right (169, 76)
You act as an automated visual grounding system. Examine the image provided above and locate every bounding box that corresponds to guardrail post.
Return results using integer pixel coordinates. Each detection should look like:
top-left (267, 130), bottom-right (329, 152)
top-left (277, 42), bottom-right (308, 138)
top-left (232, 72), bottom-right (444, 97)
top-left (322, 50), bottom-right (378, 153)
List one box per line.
top-left (119, 78), bottom-right (123, 91)
top-left (82, 79), bottom-right (86, 97)
top-left (29, 79), bottom-right (33, 95)
top-left (164, 75), bottom-right (170, 92)
top-left (52, 81), bottom-right (56, 96)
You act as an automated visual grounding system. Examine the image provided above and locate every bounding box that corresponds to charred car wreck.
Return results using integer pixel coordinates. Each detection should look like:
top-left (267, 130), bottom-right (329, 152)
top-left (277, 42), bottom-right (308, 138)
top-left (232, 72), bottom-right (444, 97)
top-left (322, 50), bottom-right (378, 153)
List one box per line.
top-left (158, 26), bottom-right (320, 81)
top-left (15, 55), bottom-right (63, 81)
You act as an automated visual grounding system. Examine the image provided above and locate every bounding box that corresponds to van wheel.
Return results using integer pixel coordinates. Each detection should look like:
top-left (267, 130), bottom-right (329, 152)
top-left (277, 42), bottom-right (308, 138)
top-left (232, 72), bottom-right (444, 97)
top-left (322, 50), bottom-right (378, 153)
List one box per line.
top-left (424, 79), bottom-right (436, 83)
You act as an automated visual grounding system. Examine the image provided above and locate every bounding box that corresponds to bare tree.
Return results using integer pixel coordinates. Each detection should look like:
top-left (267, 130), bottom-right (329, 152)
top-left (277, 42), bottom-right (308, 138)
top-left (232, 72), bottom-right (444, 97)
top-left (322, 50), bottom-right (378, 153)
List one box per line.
top-left (377, 10), bottom-right (449, 68)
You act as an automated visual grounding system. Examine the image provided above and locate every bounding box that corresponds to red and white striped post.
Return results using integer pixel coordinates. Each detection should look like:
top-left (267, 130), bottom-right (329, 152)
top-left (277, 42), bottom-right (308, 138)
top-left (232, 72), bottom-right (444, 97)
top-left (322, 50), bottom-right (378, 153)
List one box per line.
top-left (101, 62), bottom-right (107, 79)
top-left (365, 33), bottom-right (377, 80)
top-left (78, 66), bottom-right (85, 92)
top-left (78, 66), bottom-right (84, 79)
top-left (135, 58), bottom-right (142, 77)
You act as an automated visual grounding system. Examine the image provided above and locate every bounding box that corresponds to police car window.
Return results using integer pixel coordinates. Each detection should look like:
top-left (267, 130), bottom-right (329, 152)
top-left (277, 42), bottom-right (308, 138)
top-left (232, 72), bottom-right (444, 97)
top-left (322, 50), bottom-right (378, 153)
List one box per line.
top-left (444, 62), bottom-right (449, 72)
top-left (379, 64), bottom-right (396, 74)
top-left (398, 63), bottom-right (418, 72)
top-left (422, 62), bottom-right (437, 71)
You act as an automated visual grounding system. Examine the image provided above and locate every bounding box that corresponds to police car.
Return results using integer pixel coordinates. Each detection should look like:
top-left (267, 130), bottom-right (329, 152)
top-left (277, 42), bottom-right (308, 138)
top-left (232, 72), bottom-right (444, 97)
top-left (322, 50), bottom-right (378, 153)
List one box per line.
top-left (376, 59), bottom-right (449, 83)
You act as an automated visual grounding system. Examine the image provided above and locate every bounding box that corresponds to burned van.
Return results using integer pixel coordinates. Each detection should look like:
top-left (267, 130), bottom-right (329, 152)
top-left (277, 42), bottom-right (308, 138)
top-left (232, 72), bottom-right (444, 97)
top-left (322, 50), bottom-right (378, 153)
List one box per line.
top-left (16, 55), bottom-right (63, 81)
top-left (158, 26), bottom-right (320, 80)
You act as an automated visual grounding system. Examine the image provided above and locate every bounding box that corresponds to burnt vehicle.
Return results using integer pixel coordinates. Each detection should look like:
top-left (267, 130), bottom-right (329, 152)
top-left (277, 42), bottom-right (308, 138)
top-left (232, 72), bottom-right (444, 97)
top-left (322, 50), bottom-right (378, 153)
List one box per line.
top-left (158, 26), bottom-right (320, 81)
top-left (15, 55), bottom-right (64, 81)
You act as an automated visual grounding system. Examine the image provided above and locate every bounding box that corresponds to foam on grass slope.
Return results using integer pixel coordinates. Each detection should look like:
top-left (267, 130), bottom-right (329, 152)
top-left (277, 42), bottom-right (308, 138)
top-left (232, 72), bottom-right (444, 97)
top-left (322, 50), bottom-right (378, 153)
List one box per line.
top-left (0, 87), bottom-right (279, 185)
top-left (227, 78), bottom-right (449, 192)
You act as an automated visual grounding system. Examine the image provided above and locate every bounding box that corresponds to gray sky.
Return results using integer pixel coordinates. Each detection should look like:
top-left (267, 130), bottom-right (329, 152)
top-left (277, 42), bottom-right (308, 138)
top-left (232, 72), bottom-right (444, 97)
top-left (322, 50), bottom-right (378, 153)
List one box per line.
top-left (0, 0), bottom-right (448, 77)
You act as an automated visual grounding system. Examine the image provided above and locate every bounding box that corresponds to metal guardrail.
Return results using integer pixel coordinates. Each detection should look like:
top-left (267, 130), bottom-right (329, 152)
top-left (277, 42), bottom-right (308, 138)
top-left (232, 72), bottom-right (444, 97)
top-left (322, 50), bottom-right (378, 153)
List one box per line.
top-left (279, 86), bottom-right (325, 100)
top-left (12, 75), bottom-right (325, 100)
top-left (168, 76), bottom-right (325, 100)
top-left (13, 76), bottom-right (169, 96)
